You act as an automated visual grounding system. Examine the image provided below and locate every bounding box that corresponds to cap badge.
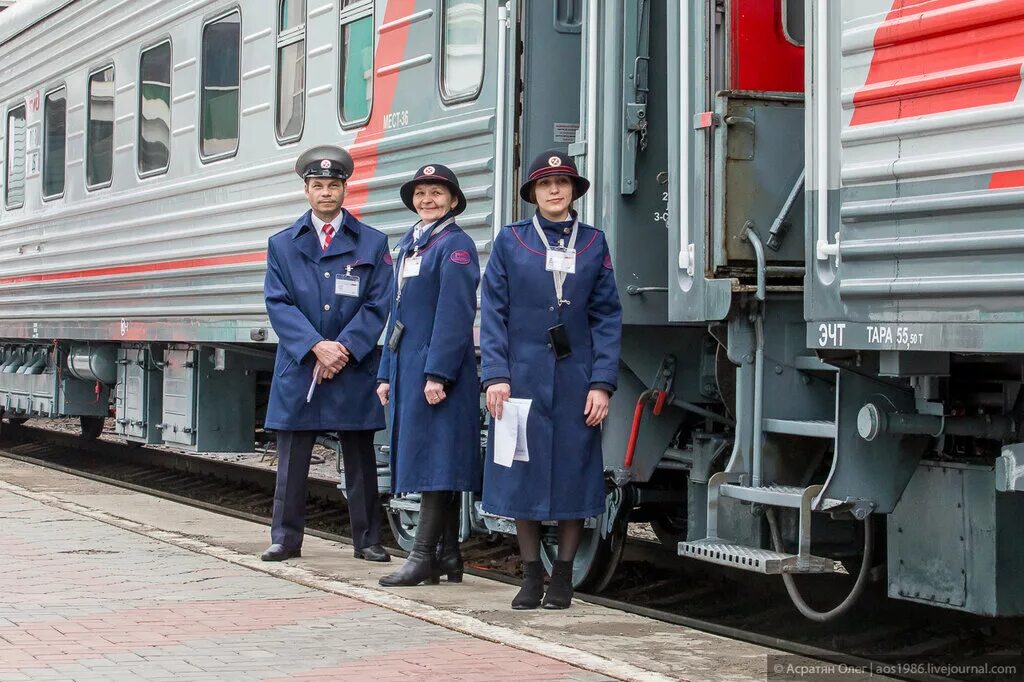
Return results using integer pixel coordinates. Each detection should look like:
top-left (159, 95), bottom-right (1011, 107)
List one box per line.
top-left (423, 165), bottom-right (436, 175)
top-left (548, 156), bottom-right (562, 167)
top-left (320, 159), bottom-right (331, 169)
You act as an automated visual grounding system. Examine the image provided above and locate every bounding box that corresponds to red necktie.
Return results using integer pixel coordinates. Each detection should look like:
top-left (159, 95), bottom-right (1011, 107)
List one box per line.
top-left (322, 224), bottom-right (335, 251)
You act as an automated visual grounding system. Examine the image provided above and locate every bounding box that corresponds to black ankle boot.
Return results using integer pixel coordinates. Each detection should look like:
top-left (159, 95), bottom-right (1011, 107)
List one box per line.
top-left (437, 493), bottom-right (464, 583)
top-left (541, 560), bottom-right (574, 609)
top-left (379, 493), bottom-right (445, 587)
top-left (512, 561), bottom-right (545, 610)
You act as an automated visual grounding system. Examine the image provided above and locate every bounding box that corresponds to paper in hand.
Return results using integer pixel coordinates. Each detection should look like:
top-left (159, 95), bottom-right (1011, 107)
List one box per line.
top-left (306, 366), bottom-right (319, 403)
top-left (493, 398), bottom-right (531, 468)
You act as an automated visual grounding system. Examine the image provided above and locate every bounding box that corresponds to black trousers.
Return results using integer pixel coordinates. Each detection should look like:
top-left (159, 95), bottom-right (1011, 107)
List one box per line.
top-left (270, 429), bottom-right (383, 550)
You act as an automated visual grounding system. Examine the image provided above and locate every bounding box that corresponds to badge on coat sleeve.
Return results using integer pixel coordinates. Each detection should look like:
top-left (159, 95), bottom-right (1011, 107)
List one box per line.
top-left (335, 273), bottom-right (360, 297)
top-left (545, 246), bottom-right (576, 274)
top-left (404, 255), bottom-right (422, 277)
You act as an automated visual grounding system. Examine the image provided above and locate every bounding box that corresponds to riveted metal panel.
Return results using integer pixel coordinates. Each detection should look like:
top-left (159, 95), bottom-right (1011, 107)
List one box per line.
top-left (160, 347), bottom-right (196, 447)
top-left (889, 461), bottom-right (1024, 615)
top-left (115, 346), bottom-right (163, 444)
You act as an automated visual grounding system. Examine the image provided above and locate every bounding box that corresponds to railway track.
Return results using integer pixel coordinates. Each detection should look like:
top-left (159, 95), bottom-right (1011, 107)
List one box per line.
top-left (1, 423), bottom-right (1020, 682)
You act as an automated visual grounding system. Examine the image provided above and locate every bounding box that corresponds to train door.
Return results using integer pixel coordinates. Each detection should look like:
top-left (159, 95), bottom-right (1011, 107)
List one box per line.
top-left (512, 0), bottom-right (584, 219)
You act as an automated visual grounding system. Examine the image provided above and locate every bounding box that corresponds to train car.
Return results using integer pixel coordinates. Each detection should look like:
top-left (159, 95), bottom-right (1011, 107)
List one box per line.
top-left (1, 0), bottom-right (1021, 620)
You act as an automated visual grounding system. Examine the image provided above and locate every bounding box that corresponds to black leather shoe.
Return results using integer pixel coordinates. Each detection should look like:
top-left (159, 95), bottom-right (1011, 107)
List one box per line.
top-left (353, 544), bottom-right (391, 562)
top-left (438, 493), bottom-right (464, 583)
top-left (512, 561), bottom-right (545, 610)
top-left (261, 544), bottom-right (301, 562)
top-left (542, 560), bottom-right (575, 609)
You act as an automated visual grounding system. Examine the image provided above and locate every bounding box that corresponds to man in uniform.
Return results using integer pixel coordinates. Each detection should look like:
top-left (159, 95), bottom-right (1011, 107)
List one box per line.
top-left (261, 145), bottom-right (393, 563)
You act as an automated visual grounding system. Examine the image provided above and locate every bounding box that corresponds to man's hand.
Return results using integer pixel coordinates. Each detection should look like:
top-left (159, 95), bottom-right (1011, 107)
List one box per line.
top-left (377, 383), bottom-right (390, 406)
top-left (584, 389), bottom-right (611, 427)
top-left (424, 380), bottom-right (447, 406)
top-left (312, 340), bottom-right (349, 377)
top-left (486, 382), bottom-right (511, 420)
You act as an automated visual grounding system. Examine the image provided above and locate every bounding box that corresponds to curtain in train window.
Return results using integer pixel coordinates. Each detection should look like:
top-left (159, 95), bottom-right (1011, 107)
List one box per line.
top-left (4, 105), bottom-right (26, 209)
top-left (277, 0), bottom-right (306, 141)
top-left (43, 88), bottom-right (66, 199)
top-left (87, 66), bottom-right (115, 188)
top-left (201, 11), bottom-right (241, 159)
top-left (139, 42), bottom-right (171, 175)
top-left (339, 9), bottom-right (373, 126)
top-left (441, 0), bottom-right (484, 102)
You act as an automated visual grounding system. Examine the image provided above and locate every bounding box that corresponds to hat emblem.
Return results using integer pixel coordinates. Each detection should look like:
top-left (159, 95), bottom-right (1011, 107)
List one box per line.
top-left (319, 159), bottom-right (331, 169)
top-left (548, 156), bottom-right (562, 167)
top-left (423, 165), bottom-right (436, 175)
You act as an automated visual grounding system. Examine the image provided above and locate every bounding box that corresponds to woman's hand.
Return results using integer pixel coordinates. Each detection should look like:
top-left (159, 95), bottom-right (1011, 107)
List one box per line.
top-left (584, 389), bottom-right (611, 427)
top-left (486, 382), bottom-right (511, 419)
top-left (376, 382), bottom-right (390, 406)
top-left (424, 379), bottom-right (447, 406)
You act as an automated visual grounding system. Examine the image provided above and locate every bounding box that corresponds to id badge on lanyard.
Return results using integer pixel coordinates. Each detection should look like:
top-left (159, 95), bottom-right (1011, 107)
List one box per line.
top-left (335, 266), bottom-right (360, 297)
top-left (545, 246), bottom-right (576, 274)
top-left (404, 254), bottom-right (422, 278)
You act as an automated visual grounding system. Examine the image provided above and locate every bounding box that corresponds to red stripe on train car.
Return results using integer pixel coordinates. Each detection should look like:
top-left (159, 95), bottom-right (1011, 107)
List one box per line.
top-left (344, 0), bottom-right (417, 218)
top-left (989, 169), bottom-right (1024, 189)
top-left (0, 251), bottom-right (268, 286)
top-left (851, 0), bottom-right (1024, 125)
top-left (730, 0), bottom-right (804, 93)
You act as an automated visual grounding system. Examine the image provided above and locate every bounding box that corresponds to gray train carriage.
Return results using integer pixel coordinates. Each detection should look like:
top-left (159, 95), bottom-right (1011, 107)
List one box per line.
top-left (0, 0), bottom-right (500, 441)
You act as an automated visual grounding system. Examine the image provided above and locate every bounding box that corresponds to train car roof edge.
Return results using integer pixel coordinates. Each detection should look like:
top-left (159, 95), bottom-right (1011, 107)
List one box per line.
top-left (0, 0), bottom-right (76, 47)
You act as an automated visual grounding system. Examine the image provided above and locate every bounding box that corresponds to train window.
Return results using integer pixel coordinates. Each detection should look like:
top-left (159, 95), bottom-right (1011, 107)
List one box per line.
top-left (86, 66), bottom-right (115, 189)
top-left (4, 105), bottom-right (26, 209)
top-left (276, 0), bottom-right (306, 142)
top-left (42, 87), bottom-right (66, 200)
top-left (138, 41), bottom-right (171, 176)
top-left (782, 0), bottom-right (805, 46)
top-left (440, 0), bottom-right (485, 103)
top-left (200, 10), bottom-right (241, 161)
top-left (339, 2), bottom-right (373, 127)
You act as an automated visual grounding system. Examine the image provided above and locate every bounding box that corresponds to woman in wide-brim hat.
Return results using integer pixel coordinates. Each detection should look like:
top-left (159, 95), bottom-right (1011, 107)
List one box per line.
top-left (479, 149), bottom-right (623, 610)
top-left (376, 163), bottom-right (481, 587)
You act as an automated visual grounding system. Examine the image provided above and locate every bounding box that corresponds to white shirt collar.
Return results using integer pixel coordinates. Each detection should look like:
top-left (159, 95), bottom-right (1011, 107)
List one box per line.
top-left (310, 210), bottom-right (344, 249)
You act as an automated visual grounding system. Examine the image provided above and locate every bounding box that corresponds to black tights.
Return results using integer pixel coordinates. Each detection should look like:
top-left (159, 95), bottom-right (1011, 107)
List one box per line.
top-left (515, 519), bottom-right (584, 563)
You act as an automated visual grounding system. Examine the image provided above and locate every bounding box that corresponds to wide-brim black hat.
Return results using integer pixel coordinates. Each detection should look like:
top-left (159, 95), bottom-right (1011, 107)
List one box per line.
top-left (400, 164), bottom-right (467, 216)
top-left (519, 150), bottom-right (590, 203)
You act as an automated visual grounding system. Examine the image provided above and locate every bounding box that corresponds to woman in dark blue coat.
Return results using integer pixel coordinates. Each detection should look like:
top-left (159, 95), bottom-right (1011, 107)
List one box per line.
top-left (376, 164), bottom-right (481, 587)
top-left (481, 151), bottom-right (622, 610)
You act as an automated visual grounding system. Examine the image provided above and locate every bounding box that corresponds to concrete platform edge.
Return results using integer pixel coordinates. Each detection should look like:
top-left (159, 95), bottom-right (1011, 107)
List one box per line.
top-left (0, 478), bottom-right (679, 682)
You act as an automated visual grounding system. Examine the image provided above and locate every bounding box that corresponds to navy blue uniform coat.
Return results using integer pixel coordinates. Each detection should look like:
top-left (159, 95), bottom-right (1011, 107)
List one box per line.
top-left (480, 215), bottom-right (622, 520)
top-left (378, 221), bottom-right (482, 493)
top-left (264, 209), bottom-right (392, 431)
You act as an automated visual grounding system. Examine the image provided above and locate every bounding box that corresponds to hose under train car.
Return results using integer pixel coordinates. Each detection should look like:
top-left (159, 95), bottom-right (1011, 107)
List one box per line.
top-left (766, 508), bottom-right (873, 623)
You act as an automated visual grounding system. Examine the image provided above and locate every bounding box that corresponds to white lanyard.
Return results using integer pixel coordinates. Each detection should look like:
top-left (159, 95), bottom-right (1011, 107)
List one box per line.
top-left (396, 216), bottom-right (455, 303)
top-left (531, 214), bottom-right (579, 307)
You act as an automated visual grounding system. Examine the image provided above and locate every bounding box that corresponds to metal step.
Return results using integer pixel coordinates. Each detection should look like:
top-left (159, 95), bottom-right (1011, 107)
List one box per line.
top-left (678, 539), bottom-right (835, 575)
top-left (763, 418), bottom-right (837, 439)
top-left (719, 483), bottom-right (804, 508)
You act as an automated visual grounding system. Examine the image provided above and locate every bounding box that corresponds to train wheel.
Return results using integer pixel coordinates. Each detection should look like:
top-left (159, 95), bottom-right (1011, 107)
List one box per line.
top-left (385, 495), bottom-right (420, 553)
top-left (80, 416), bottom-right (105, 441)
top-left (539, 515), bottom-right (627, 592)
top-left (540, 488), bottom-right (630, 592)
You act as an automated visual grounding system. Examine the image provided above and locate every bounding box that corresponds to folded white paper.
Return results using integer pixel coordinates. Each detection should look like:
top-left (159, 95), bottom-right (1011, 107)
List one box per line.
top-left (493, 398), bottom-right (532, 468)
top-left (306, 366), bottom-right (319, 403)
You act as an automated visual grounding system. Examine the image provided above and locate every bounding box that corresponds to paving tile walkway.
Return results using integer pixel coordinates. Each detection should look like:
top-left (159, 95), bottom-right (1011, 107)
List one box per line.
top-left (0, 489), bottom-right (608, 681)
